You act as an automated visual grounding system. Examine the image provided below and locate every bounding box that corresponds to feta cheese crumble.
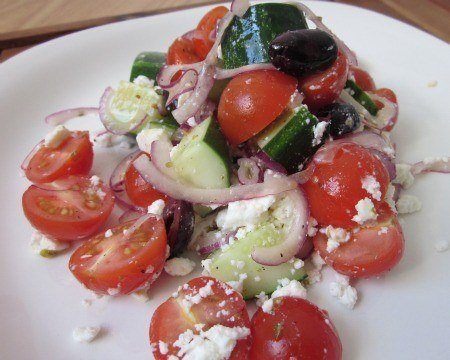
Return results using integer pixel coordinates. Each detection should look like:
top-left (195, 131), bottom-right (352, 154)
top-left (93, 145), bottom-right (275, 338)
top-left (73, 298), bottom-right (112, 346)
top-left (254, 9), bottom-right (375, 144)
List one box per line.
top-left (164, 257), bottom-right (196, 277)
top-left (133, 75), bottom-right (155, 87)
top-left (182, 280), bottom-right (215, 310)
top-left (307, 217), bottom-right (318, 237)
top-left (321, 225), bottom-right (350, 252)
top-left (434, 240), bottom-right (449, 253)
top-left (158, 340), bottom-right (169, 355)
top-left (30, 231), bottom-right (70, 257)
top-left (352, 198), bottom-right (377, 225)
top-left (148, 199), bottom-right (165, 216)
top-left (361, 175), bottom-right (382, 201)
top-left (329, 274), bottom-right (358, 310)
top-left (385, 184), bottom-right (397, 213)
top-left (393, 164), bottom-right (414, 189)
top-left (72, 326), bottom-right (101, 343)
top-left (312, 121), bottom-right (328, 146)
top-left (44, 125), bottom-right (71, 148)
top-left (256, 279), bottom-right (307, 314)
top-left (396, 194), bottom-right (422, 214)
top-left (136, 128), bottom-right (171, 154)
top-left (306, 251), bottom-right (326, 285)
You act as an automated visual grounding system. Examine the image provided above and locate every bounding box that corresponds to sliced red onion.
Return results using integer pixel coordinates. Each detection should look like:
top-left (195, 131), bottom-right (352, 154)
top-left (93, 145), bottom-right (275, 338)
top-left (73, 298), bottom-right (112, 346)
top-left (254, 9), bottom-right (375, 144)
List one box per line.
top-left (214, 63), bottom-right (276, 80)
top-left (296, 237), bottom-right (314, 260)
top-left (287, 90), bottom-right (305, 110)
top-left (157, 63), bottom-right (203, 88)
top-left (197, 231), bottom-right (236, 255)
top-left (237, 158), bottom-right (261, 185)
top-left (45, 107), bottom-right (99, 126)
top-left (370, 149), bottom-right (396, 180)
top-left (165, 69), bottom-right (198, 105)
top-left (133, 152), bottom-right (297, 205)
top-left (231, 0), bottom-right (250, 17)
top-left (194, 99), bottom-right (216, 124)
top-left (294, 2), bottom-right (358, 66)
top-left (254, 151), bottom-right (288, 175)
top-left (289, 163), bottom-right (315, 184)
top-left (21, 140), bottom-right (44, 171)
top-left (411, 157), bottom-right (450, 175)
top-left (251, 188), bottom-right (309, 266)
top-left (148, 140), bottom-right (179, 179)
top-left (99, 87), bottom-right (148, 135)
top-left (119, 209), bottom-right (145, 223)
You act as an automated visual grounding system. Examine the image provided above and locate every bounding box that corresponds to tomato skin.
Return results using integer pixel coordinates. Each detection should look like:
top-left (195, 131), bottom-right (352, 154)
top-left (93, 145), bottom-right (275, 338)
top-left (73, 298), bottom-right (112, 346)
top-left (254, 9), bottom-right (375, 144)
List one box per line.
top-left (167, 35), bottom-right (202, 66)
top-left (303, 143), bottom-right (390, 229)
top-left (250, 297), bottom-right (342, 360)
top-left (300, 52), bottom-right (349, 110)
top-left (218, 70), bottom-right (298, 145)
top-left (25, 131), bottom-right (93, 184)
top-left (124, 152), bottom-right (167, 207)
top-left (22, 176), bottom-right (114, 241)
top-left (349, 66), bottom-right (376, 91)
top-left (373, 88), bottom-right (398, 131)
top-left (150, 276), bottom-right (251, 359)
top-left (314, 209), bottom-right (405, 278)
top-left (69, 217), bottom-right (167, 295)
top-left (197, 6), bottom-right (228, 34)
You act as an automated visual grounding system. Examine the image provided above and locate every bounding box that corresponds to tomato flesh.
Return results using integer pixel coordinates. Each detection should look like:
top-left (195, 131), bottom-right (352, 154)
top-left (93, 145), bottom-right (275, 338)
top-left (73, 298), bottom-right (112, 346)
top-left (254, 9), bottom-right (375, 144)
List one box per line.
top-left (300, 52), bottom-right (349, 110)
top-left (303, 143), bottom-right (390, 229)
top-left (25, 131), bottom-right (93, 184)
top-left (22, 175), bottom-right (114, 241)
top-left (125, 152), bottom-right (167, 207)
top-left (69, 216), bottom-right (167, 295)
top-left (218, 70), bottom-right (298, 145)
top-left (150, 276), bottom-right (251, 359)
top-left (350, 66), bottom-right (376, 91)
top-left (197, 6), bottom-right (228, 34)
top-left (250, 297), bottom-right (342, 360)
top-left (314, 209), bottom-right (404, 278)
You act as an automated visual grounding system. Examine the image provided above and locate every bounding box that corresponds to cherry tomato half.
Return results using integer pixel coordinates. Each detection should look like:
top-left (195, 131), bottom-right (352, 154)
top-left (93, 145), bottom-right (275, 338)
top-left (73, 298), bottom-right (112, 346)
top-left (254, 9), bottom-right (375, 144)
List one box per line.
top-left (250, 297), bottom-right (342, 360)
top-left (150, 276), bottom-right (251, 359)
top-left (303, 143), bottom-right (390, 229)
top-left (314, 207), bottom-right (404, 278)
top-left (69, 216), bottom-right (167, 295)
top-left (24, 131), bottom-right (93, 184)
top-left (349, 66), bottom-right (376, 91)
top-left (218, 70), bottom-right (298, 145)
top-left (373, 88), bottom-right (398, 131)
top-left (300, 52), bottom-right (349, 110)
top-left (22, 175), bottom-right (114, 241)
top-left (124, 152), bottom-right (167, 208)
top-left (167, 35), bottom-right (202, 66)
top-left (197, 6), bottom-right (229, 34)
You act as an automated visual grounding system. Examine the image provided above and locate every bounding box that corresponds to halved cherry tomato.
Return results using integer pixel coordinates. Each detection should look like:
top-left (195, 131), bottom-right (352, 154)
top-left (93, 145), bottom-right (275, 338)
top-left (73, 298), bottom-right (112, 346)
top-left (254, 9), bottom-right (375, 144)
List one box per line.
top-left (314, 206), bottom-right (404, 278)
top-left (349, 66), bottom-right (376, 91)
top-left (69, 216), bottom-right (167, 295)
top-left (22, 175), bottom-right (114, 241)
top-left (373, 88), bottom-right (398, 131)
top-left (197, 6), bottom-right (228, 34)
top-left (24, 131), bottom-right (93, 184)
top-left (218, 70), bottom-right (298, 145)
top-left (185, 29), bottom-right (214, 61)
top-left (124, 152), bottom-right (167, 208)
top-left (303, 143), bottom-right (390, 229)
top-left (300, 52), bottom-right (349, 110)
top-left (167, 35), bottom-right (202, 66)
top-left (250, 297), bottom-right (342, 360)
top-left (150, 276), bottom-right (251, 359)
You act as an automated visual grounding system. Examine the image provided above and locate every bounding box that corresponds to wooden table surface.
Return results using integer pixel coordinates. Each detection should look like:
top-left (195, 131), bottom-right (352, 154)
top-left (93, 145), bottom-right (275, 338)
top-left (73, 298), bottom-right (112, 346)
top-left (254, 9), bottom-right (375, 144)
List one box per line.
top-left (0, 0), bottom-right (449, 62)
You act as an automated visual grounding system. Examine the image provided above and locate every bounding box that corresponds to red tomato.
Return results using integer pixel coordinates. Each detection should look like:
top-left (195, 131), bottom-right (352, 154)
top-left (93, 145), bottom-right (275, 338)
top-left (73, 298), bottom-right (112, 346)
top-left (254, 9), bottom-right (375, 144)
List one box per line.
top-left (150, 277), bottom-right (251, 359)
top-left (69, 216), bottom-right (167, 295)
top-left (314, 207), bottom-right (404, 278)
top-left (373, 88), bottom-right (398, 131)
top-left (24, 131), bottom-right (93, 184)
top-left (167, 35), bottom-right (202, 66)
top-left (250, 297), bottom-right (342, 360)
top-left (124, 152), bottom-right (167, 208)
top-left (197, 6), bottom-right (229, 33)
top-left (300, 52), bottom-right (349, 110)
top-left (185, 29), bottom-right (214, 61)
top-left (22, 175), bottom-right (114, 241)
top-left (218, 70), bottom-right (298, 145)
top-left (303, 143), bottom-right (390, 229)
top-left (349, 66), bottom-right (376, 91)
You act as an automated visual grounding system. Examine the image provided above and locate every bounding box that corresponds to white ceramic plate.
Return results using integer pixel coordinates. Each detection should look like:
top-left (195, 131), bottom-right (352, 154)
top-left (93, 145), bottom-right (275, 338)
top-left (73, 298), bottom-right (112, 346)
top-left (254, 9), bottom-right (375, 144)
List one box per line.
top-left (1, 1), bottom-right (449, 359)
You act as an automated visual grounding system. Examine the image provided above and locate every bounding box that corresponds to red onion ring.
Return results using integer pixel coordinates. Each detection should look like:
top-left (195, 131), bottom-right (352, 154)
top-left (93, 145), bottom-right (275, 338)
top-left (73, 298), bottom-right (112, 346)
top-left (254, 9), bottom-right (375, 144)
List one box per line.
top-left (411, 157), bottom-right (450, 175)
top-left (21, 140), bottom-right (44, 172)
top-left (231, 0), bottom-right (250, 17)
top-left (254, 151), bottom-right (288, 175)
top-left (289, 163), bottom-right (315, 184)
top-left (157, 63), bottom-right (203, 88)
top-left (237, 158), bottom-right (261, 185)
top-left (194, 99), bottom-right (216, 124)
top-left (214, 63), bottom-right (276, 80)
top-left (370, 149), bottom-right (396, 181)
top-left (165, 69), bottom-right (198, 105)
top-left (45, 107), bottom-right (99, 126)
top-left (251, 188), bottom-right (309, 266)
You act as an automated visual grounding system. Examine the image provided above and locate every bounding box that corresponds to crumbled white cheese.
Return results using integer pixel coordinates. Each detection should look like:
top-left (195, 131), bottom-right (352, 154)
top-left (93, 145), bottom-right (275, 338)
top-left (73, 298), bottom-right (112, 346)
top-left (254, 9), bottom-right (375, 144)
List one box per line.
top-left (30, 231), bottom-right (70, 256)
top-left (107, 287), bottom-right (120, 296)
top-left (361, 175), bottom-right (382, 201)
top-left (393, 164), bottom-right (414, 189)
top-left (377, 227), bottom-right (389, 235)
top-left (44, 125), bottom-right (71, 148)
top-left (187, 117), bottom-right (197, 127)
top-left (312, 121), bottom-right (328, 146)
top-left (94, 132), bottom-right (135, 148)
top-left (261, 298), bottom-right (274, 314)
top-left (352, 198), bottom-right (377, 225)
top-left (321, 225), bottom-right (350, 252)
top-left (307, 217), bottom-right (318, 237)
top-left (158, 340), bottom-right (169, 355)
top-left (136, 128), bottom-right (171, 154)
top-left (133, 75), bottom-right (155, 87)
top-left (164, 257), bottom-right (196, 277)
top-left (90, 175), bottom-right (101, 187)
top-left (434, 240), bottom-right (449, 253)
top-left (182, 280), bottom-right (215, 310)
top-left (306, 251), bottom-right (326, 285)
top-left (104, 229), bottom-right (113, 238)
top-left (72, 326), bottom-right (101, 343)
top-left (329, 273), bottom-right (358, 310)
top-left (226, 273), bottom-right (247, 294)
top-left (271, 279), bottom-right (307, 300)
top-left (385, 184), bottom-right (397, 213)
top-left (396, 194), bottom-right (422, 214)
top-left (230, 260), bottom-right (245, 270)
top-left (148, 199), bottom-right (165, 216)
top-left (173, 325), bottom-right (250, 360)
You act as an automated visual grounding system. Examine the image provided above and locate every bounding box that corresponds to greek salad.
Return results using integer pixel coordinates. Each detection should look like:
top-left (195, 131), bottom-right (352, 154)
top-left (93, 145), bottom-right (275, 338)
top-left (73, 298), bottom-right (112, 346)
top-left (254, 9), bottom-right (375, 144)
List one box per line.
top-left (21, 1), bottom-right (449, 359)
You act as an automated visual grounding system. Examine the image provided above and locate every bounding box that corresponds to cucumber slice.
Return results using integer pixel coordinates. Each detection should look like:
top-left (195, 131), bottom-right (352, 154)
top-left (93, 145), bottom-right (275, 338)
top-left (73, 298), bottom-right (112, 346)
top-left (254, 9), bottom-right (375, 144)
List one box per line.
top-left (345, 80), bottom-right (379, 116)
top-left (171, 116), bottom-right (231, 189)
top-left (256, 106), bottom-right (325, 173)
top-left (130, 52), bottom-right (166, 82)
top-left (221, 3), bottom-right (308, 69)
top-left (208, 223), bottom-right (306, 299)
top-left (140, 114), bottom-right (179, 136)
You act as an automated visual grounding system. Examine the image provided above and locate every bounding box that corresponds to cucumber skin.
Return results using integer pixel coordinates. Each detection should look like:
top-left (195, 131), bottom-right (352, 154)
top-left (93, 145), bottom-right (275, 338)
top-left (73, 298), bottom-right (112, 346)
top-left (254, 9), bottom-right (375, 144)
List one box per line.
top-left (261, 107), bottom-right (323, 173)
top-left (221, 3), bottom-right (308, 69)
top-left (130, 52), bottom-right (166, 82)
top-left (202, 117), bottom-right (231, 173)
top-left (345, 80), bottom-right (379, 116)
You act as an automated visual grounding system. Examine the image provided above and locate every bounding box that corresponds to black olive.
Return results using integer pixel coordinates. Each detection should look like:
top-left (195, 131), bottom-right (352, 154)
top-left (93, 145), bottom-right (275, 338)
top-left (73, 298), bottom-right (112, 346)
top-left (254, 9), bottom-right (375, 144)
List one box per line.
top-left (269, 29), bottom-right (338, 77)
top-left (316, 103), bottom-right (361, 137)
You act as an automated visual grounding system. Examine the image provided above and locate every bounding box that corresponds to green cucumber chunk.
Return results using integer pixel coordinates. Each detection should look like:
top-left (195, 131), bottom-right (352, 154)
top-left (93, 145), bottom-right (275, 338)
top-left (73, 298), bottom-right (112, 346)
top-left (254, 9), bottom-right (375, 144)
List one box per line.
top-left (345, 80), bottom-right (379, 116)
top-left (221, 3), bottom-right (308, 69)
top-left (208, 224), bottom-right (306, 300)
top-left (172, 116), bottom-right (231, 189)
top-left (257, 106), bottom-right (325, 173)
top-left (130, 51), bottom-right (166, 82)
